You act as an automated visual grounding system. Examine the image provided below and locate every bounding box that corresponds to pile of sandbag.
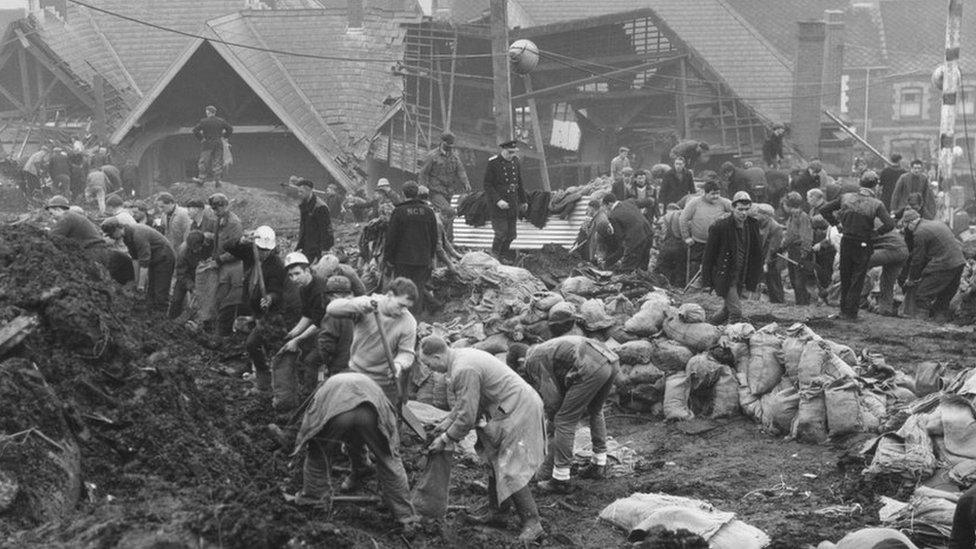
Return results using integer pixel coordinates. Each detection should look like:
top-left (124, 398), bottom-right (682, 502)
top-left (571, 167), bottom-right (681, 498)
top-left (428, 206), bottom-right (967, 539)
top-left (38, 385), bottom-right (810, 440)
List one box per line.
top-left (599, 492), bottom-right (770, 548)
top-left (730, 322), bottom-right (905, 443)
top-left (456, 252), bottom-right (547, 318)
top-left (860, 366), bottom-right (975, 500)
top-left (877, 487), bottom-right (957, 547)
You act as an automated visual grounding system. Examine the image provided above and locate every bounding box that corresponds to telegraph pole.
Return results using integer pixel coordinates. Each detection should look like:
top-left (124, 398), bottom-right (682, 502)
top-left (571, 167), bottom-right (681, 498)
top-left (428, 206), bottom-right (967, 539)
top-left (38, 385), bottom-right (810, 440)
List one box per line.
top-left (938, 0), bottom-right (963, 188)
top-left (489, 0), bottom-right (513, 145)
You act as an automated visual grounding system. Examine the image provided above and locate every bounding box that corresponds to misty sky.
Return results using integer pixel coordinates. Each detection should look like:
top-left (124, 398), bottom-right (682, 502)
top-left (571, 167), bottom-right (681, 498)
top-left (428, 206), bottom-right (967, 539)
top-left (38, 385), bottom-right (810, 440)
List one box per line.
top-left (0, 0), bottom-right (25, 10)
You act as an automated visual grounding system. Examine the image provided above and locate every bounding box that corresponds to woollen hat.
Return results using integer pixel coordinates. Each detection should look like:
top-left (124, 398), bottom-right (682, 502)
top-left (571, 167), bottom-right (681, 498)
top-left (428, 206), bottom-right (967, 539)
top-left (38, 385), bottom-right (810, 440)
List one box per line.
top-left (731, 191), bottom-right (752, 205)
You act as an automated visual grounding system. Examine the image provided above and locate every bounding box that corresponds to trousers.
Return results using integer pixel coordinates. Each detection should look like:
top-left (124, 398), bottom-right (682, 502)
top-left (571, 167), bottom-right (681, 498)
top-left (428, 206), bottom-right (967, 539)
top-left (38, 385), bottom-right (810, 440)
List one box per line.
top-left (393, 264), bottom-right (431, 315)
top-left (914, 265), bottom-right (965, 318)
top-left (272, 338), bottom-right (322, 418)
top-left (787, 246), bottom-right (814, 306)
top-left (863, 247), bottom-right (908, 314)
top-left (198, 139), bottom-right (224, 181)
top-left (548, 360), bottom-right (617, 471)
top-left (765, 257), bottom-right (785, 303)
top-left (429, 191), bottom-right (455, 241)
top-left (491, 215), bottom-right (517, 261)
top-left (838, 236), bottom-right (873, 318)
top-left (302, 404), bottom-right (414, 521)
top-left (146, 255), bottom-right (175, 310)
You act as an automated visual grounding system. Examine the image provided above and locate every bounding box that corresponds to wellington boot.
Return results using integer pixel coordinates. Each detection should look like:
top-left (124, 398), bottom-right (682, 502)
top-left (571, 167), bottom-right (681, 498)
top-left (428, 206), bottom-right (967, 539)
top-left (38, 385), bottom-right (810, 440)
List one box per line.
top-left (464, 505), bottom-right (509, 527)
top-left (516, 520), bottom-right (545, 544)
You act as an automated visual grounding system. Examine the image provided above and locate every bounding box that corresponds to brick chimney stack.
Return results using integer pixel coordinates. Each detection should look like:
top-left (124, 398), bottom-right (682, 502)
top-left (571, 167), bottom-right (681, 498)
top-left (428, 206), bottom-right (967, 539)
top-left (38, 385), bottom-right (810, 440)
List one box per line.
top-left (791, 21), bottom-right (827, 160)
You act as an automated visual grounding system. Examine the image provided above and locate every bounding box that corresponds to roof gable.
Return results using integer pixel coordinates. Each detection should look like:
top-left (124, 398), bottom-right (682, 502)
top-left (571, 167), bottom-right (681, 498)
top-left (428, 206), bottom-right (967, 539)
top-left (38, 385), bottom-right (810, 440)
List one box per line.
top-left (113, 6), bottom-right (420, 189)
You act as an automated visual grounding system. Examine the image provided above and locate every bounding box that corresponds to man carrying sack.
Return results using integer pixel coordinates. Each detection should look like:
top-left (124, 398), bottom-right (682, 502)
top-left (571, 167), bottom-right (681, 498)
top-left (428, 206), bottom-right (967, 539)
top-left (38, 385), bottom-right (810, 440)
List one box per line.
top-left (418, 335), bottom-right (546, 543)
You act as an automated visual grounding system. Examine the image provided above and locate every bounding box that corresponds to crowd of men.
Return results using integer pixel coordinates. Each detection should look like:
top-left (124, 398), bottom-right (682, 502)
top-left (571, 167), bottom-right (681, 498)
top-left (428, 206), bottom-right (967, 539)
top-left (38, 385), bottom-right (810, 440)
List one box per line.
top-left (34, 125), bottom-right (659, 542)
top-left (34, 128), bottom-right (974, 544)
top-left (580, 147), bottom-right (969, 324)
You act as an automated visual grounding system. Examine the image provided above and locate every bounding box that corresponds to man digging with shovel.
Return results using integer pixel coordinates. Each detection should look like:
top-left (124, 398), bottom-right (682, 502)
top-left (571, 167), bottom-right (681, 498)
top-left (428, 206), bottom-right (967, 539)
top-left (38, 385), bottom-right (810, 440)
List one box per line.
top-left (325, 277), bottom-right (427, 491)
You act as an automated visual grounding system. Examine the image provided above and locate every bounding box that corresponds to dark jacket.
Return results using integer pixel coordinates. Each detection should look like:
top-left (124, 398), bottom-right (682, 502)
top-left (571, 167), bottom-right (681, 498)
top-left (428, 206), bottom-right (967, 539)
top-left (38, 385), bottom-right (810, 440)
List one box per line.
top-left (51, 210), bottom-right (104, 248)
top-left (890, 172), bottom-right (936, 220)
top-left (483, 154), bottom-right (527, 218)
top-left (906, 220), bottom-right (965, 279)
top-left (625, 183), bottom-right (657, 225)
top-left (726, 168), bottom-right (754, 199)
top-left (122, 224), bottom-right (175, 267)
top-left (48, 152), bottom-right (71, 179)
top-left (192, 116), bottom-right (233, 142)
top-left (297, 195), bottom-right (334, 262)
top-left (660, 168), bottom-right (694, 209)
top-left (820, 188), bottom-right (894, 241)
top-left (701, 215), bottom-right (764, 296)
top-left (226, 240), bottom-right (286, 316)
top-left (317, 314), bottom-right (355, 374)
top-left (792, 171), bottom-right (823, 197)
top-left (458, 192), bottom-right (489, 227)
top-left (606, 200), bottom-right (653, 252)
top-left (524, 190), bottom-right (551, 229)
top-left (878, 165), bottom-right (905, 210)
top-left (384, 198), bottom-right (438, 266)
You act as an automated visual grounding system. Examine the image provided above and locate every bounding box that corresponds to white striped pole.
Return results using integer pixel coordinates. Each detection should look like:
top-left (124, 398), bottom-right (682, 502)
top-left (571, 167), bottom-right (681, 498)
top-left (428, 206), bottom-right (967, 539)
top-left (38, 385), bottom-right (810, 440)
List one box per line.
top-left (938, 0), bottom-right (964, 188)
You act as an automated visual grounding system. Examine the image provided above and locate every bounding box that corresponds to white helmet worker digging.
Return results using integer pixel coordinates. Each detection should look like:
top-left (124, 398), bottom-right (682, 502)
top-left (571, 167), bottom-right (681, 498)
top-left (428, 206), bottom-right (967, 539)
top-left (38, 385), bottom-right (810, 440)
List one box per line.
top-left (252, 225), bottom-right (277, 251)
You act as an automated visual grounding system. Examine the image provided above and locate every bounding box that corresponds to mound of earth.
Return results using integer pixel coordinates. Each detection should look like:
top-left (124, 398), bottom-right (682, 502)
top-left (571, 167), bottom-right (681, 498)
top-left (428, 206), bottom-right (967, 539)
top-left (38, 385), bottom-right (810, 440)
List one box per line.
top-left (0, 225), bottom-right (366, 547)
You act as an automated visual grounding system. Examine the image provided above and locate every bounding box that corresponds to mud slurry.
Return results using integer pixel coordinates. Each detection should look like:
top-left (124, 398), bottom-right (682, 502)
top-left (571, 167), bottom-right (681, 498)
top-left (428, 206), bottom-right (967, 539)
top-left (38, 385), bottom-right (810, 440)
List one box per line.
top-left (1, 222), bottom-right (973, 547)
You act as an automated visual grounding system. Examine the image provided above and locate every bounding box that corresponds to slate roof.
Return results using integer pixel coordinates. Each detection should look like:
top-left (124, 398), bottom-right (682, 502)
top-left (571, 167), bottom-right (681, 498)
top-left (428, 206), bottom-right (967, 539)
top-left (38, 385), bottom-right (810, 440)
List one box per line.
top-left (646, 0), bottom-right (795, 123)
top-left (723, 0), bottom-right (848, 62)
top-left (113, 5), bottom-right (420, 188)
top-left (24, 8), bottom-right (140, 113)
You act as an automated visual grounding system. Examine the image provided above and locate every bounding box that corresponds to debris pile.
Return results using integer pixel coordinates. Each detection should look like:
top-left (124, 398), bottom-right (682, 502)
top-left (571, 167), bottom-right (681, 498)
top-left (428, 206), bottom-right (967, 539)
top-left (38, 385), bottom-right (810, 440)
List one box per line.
top-left (859, 364), bottom-right (976, 545)
top-left (0, 225), bottom-right (350, 547)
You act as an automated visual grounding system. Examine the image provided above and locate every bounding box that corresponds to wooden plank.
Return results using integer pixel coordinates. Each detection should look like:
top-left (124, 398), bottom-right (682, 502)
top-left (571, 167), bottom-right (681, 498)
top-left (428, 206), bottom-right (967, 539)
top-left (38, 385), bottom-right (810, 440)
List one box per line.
top-left (677, 58), bottom-right (689, 139)
top-left (0, 82), bottom-right (27, 112)
top-left (522, 74), bottom-right (550, 191)
top-left (93, 74), bottom-right (106, 144)
top-left (17, 32), bottom-right (97, 111)
top-left (512, 56), bottom-right (684, 102)
top-left (33, 72), bottom-right (59, 111)
top-left (490, 0), bottom-right (513, 143)
top-left (17, 47), bottom-right (29, 108)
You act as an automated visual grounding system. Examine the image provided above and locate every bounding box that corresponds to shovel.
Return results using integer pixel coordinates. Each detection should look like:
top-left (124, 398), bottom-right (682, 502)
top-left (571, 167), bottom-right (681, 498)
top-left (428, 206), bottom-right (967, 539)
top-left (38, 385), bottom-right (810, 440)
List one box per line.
top-left (371, 305), bottom-right (428, 439)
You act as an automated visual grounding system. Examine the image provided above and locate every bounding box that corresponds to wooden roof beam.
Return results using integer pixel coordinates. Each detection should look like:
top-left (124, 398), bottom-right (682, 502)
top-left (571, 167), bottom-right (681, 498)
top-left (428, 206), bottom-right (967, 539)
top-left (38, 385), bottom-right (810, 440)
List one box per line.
top-left (511, 55), bottom-right (685, 102)
top-left (15, 30), bottom-right (97, 111)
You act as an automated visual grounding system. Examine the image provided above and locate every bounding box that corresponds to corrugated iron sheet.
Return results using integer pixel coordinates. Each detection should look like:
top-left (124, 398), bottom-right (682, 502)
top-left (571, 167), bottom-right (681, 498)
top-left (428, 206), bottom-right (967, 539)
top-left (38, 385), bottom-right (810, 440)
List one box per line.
top-left (451, 195), bottom-right (591, 250)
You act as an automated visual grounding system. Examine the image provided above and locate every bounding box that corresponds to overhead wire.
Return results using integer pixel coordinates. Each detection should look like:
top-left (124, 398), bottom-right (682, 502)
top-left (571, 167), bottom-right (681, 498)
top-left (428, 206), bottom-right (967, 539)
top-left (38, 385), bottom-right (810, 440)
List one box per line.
top-left (63, 0), bottom-right (501, 63)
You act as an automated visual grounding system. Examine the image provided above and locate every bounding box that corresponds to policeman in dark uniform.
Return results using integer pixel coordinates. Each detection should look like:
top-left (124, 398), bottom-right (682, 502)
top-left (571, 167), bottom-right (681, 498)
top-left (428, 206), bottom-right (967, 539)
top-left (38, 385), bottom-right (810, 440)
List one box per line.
top-left (483, 139), bottom-right (528, 262)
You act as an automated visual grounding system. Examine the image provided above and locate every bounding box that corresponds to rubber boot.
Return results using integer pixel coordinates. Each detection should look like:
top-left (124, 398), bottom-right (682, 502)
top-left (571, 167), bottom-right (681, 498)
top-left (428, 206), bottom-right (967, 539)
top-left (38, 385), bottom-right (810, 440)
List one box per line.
top-left (511, 487), bottom-right (544, 543)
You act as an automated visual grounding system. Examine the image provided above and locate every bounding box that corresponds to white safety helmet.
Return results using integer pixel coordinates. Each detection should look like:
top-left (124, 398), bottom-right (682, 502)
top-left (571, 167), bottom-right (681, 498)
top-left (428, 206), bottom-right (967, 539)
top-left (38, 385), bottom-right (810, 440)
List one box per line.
top-left (284, 251), bottom-right (310, 270)
top-left (252, 225), bottom-right (276, 250)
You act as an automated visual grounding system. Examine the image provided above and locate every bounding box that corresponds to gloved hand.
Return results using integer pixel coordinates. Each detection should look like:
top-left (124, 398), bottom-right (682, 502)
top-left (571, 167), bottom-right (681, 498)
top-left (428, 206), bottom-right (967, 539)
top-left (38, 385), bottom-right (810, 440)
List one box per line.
top-left (496, 199), bottom-right (509, 210)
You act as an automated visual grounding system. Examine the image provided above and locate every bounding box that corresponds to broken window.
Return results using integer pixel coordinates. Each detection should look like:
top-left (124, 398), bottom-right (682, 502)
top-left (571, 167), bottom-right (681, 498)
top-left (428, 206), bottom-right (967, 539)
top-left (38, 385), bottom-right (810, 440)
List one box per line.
top-left (549, 103), bottom-right (581, 151)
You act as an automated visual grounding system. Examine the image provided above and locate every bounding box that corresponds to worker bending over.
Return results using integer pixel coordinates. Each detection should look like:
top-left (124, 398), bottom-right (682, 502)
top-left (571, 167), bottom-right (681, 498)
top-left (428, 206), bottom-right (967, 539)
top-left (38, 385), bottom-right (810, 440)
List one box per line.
top-left (419, 335), bottom-right (546, 543)
top-left (508, 335), bottom-right (619, 492)
top-left (291, 372), bottom-right (418, 533)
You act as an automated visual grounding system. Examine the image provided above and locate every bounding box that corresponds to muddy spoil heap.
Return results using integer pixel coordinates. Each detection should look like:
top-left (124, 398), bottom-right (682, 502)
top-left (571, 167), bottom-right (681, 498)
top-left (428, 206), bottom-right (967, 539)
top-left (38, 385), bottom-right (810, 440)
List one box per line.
top-left (0, 225), bottom-right (356, 548)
